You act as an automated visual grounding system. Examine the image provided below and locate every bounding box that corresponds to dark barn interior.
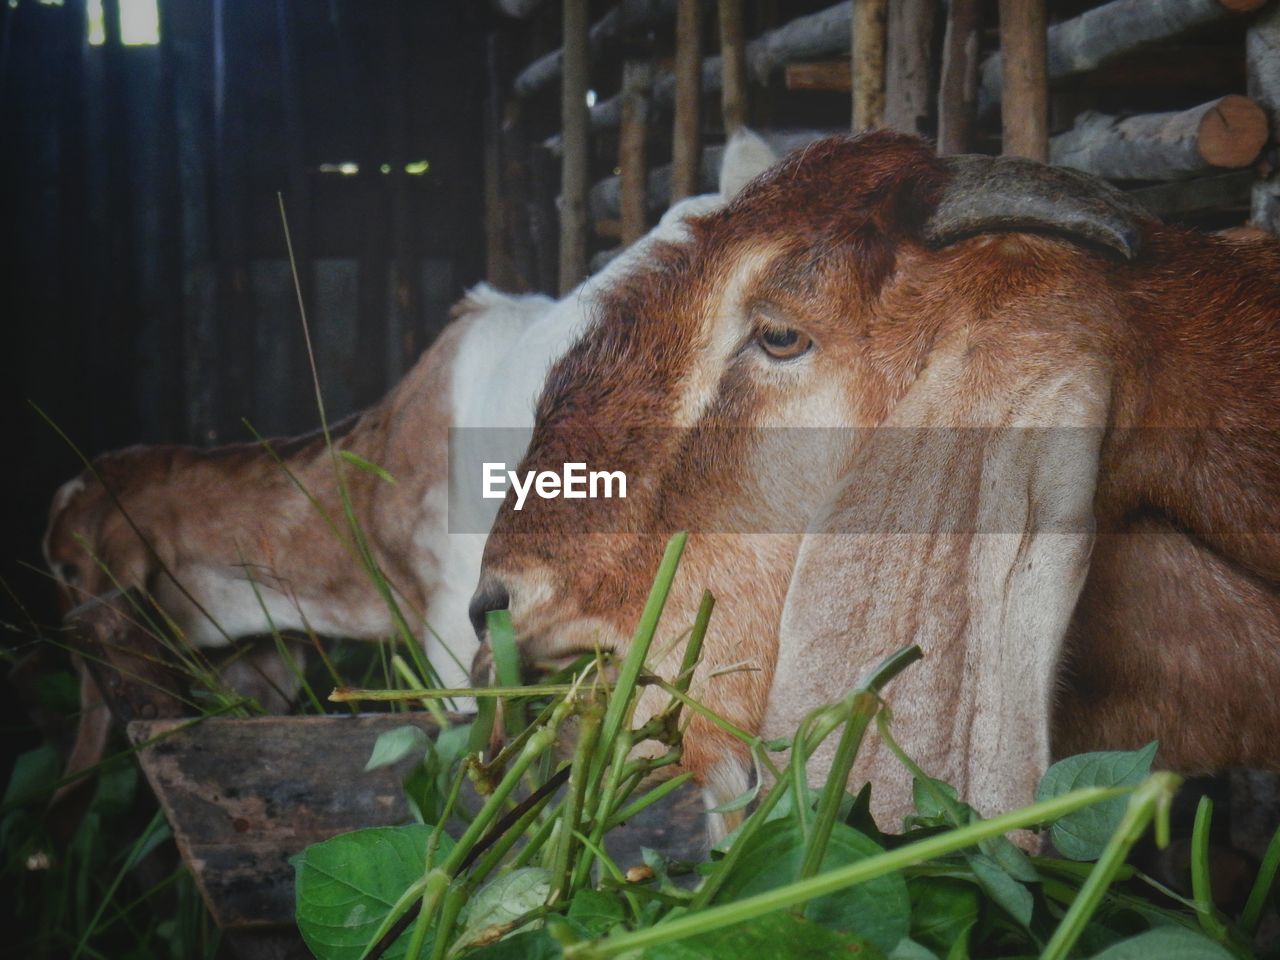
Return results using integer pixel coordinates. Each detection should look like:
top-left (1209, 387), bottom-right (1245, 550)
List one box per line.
top-left (5, 0), bottom-right (1280, 956)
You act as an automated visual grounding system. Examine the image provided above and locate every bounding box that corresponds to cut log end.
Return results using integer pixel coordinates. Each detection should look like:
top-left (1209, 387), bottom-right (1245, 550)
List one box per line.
top-left (1217, 0), bottom-right (1268, 13)
top-left (1197, 94), bottom-right (1269, 168)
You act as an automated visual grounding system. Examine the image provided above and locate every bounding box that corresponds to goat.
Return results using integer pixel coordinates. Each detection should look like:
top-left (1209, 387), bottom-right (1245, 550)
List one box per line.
top-left (473, 130), bottom-right (1280, 833)
top-left (42, 129), bottom-right (782, 794)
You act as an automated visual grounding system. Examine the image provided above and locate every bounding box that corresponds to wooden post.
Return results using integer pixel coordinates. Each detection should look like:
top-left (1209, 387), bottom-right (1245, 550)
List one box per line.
top-left (999, 0), bottom-right (1049, 161)
top-left (1247, 1), bottom-right (1280, 233)
top-left (719, 0), bottom-right (748, 135)
top-left (884, 0), bottom-right (936, 136)
top-left (619, 60), bottom-right (652, 246)
top-left (852, 0), bottom-right (887, 129)
top-left (560, 0), bottom-right (591, 294)
top-left (938, 0), bottom-right (982, 153)
top-left (671, 0), bottom-right (703, 203)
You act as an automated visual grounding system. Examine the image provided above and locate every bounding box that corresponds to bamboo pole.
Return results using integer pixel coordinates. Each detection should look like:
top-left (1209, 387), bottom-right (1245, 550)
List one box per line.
top-left (719, 0), bottom-right (748, 135)
top-left (619, 60), bottom-right (652, 246)
top-left (671, 0), bottom-right (703, 203)
top-left (999, 0), bottom-right (1048, 161)
top-left (937, 0), bottom-right (982, 153)
top-left (851, 0), bottom-right (887, 129)
top-left (560, 0), bottom-right (591, 293)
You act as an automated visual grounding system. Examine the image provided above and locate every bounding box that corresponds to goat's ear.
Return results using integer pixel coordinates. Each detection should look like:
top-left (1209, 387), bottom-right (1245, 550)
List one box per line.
top-left (719, 128), bottom-right (780, 200)
top-left (923, 155), bottom-right (1152, 260)
top-left (762, 333), bottom-right (1112, 832)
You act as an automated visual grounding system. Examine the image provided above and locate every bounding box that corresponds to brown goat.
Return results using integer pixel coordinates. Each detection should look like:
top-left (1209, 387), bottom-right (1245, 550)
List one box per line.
top-left (474, 131), bottom-right (1280, 831)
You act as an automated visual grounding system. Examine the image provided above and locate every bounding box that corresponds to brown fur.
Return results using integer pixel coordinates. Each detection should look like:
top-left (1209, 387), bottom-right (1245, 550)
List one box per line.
top-left (479, 132), bottom-right (1280, 816)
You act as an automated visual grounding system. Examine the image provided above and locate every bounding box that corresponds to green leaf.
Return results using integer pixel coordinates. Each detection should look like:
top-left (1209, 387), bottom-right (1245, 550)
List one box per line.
top-left (644, 911), bottom-right (886, 959)
top-left (462, 928), bottom-right (562, 960)
top-left (890, 938), bottom-right (942, 960)
top-left (3, 744), bottom-right (61, 808)
top-left (712, 820), bottom-right (910, 952)
top-left (1086, 926), bottom-right (1236, 959)
top-left (1035, 743), bottom-right (1158, 861)
top-left (294, 824), bottom-right (454, 960)
top-left (365, 725), bottom-right (430, 771)
top-left (565, 889), bottom-right (626, 937)
top-left (907, 876), bottom-right (978, 954)
top-left (452, 868), bottom-right (551, 954)
top-left (338, 450), bottom-right (396, 484)
top-left (966, 853), bottom-right (1034, 929)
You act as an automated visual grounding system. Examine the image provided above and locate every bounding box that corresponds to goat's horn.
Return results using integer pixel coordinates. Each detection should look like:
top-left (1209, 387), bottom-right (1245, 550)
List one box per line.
top-left (923, 154), bottom-right (1150, 260)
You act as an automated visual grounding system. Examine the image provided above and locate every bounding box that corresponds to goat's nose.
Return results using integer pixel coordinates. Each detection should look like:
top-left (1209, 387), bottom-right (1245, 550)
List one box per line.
top-left (468, 577), bottom-right (511, 640)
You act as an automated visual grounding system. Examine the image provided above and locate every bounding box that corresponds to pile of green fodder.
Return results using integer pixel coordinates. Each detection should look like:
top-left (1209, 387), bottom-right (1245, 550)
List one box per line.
top-left (295, 533), bottom-right (1280, 960)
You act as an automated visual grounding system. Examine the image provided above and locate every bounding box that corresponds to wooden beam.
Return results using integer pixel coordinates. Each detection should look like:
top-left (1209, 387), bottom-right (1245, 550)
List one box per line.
top-left (884, 0), bottom-right (936, 136)
top-left (980, 0), bottom-right (1268, 112)
top-left (1050, 95), bottom-right (1267, 180)
top-left (559, 0), bottom-right (590, 294)
top-left (719, 0), bottom-right (748, 134)
top-left (1247, 1), bottom-right (1280, 233)
top-left (937, 0), bottom-right (982, 154)
top-left (786, 60), bottom-right (851, 91)
top-left (999, 0), bottom-right (1048, 161)
top-left (619, 59), bottom-right (652, 245)
top-left (514, 0), bottom-right (678, 98)
top-left (851, 0), bottom-right (886, 129)
top-left (671, 0), bottom-right (704, 202)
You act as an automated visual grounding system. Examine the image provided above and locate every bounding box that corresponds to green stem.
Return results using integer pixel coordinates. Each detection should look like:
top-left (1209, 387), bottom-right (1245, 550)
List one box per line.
top-left (1040, 773), bottom-right (1182, 960)
top-left (1190, 795), bottom-right (1229, 942)
top-left (797, 692), bottom-right (879, 887)
top-left (572, 781), bottom-right (1140, 959)
top-left (549, 694), bottom-right (605, 902)
top-left (1242, 819), bottom-right (1280, 936)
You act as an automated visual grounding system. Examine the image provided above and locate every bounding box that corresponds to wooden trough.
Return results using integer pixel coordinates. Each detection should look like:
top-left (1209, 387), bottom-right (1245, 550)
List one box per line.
top-left (127, 712), bottom-right (705, 960)
top-left (66, 591), bottom-right (703, 959)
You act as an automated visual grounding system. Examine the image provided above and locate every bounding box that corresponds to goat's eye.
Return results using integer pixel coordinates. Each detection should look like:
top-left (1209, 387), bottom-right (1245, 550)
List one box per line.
top-left (756, 326), bottom-right (813, 360)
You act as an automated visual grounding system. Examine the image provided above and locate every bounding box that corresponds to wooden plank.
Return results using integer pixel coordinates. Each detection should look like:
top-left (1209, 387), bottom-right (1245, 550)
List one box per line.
top-left (131, 714), bottom-right (707, 934)
top-left (719, 0), bottom-right (748, 134)
top-left (130, 714), bottom-right (445, 930)
top-left (884, 0), bottom-right (936, 136)
top-left (1051, 96), bottom-right (1267, 180)
top-left (619, 60), bottom-right (652, 245)
top-left (852, 0), bottom-right (887, 129)
top-left (999, 0), bottom-right (1048, 161)
top-left (274, 0), bottom-right (309, 430)
top-left (560, 0), bottom-right (591, 293)
top-left (671, 0), bottom-right (704, 203)
top-left (785, 60), bottom-right (850, 92)
top-left (937, 0), bottom-right (982, 154)
top-left (1247, 1), bottom-right (1280, 233)
top-left (980, 0), bottom-right (1267, 112)
top-left (250, 261), bottom-right (299, 439)
top-left (312, 259), bottom-right (360, 422)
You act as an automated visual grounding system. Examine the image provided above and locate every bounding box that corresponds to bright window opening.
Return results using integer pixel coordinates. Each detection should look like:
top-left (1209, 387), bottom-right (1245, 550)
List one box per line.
top-left (88, 0), bottom-right (160, 47)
